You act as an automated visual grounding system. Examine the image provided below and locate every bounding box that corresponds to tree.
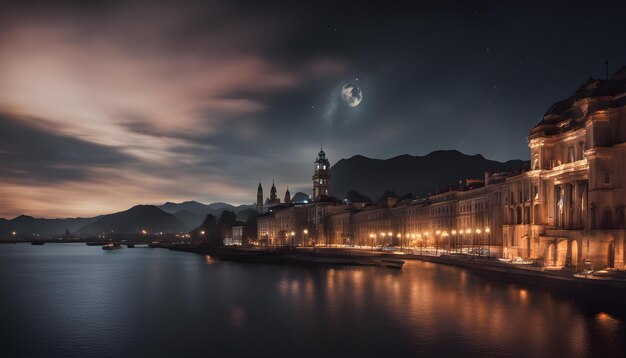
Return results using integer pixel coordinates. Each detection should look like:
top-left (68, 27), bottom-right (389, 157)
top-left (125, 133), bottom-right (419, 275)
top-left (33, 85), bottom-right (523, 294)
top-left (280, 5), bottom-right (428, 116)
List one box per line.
top-left (218, 210), bottom-right (237, 240)
top-left (243, 211), bottom-right (258, 245)
top-left (194, 214), bottom-right (219, 246)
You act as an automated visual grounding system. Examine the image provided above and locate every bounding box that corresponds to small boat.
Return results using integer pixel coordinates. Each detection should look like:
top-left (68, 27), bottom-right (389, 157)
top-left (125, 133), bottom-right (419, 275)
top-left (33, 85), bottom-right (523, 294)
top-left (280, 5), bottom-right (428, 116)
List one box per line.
top-left (498, 258), bottom-right (512, 263)
top-left (102, 243), bottom-right (123, 250)
top-left (31, 240), bottom-right (45, 245)
top-left (127, 244), bottom-right (135, 248)
top-left (511, 257), bottom-right (533, 265)
top-left (380, 259), bottom-right (404, 269)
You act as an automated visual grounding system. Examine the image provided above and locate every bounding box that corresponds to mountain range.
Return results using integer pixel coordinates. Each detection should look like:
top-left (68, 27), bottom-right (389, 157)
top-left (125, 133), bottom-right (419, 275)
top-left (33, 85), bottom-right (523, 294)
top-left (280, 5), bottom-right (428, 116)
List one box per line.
top-left (331, 150), bottom-right (528, 200)
top-left (0, 201), bottom-right (255, 238)
top-left (1, 150), bottom-right (527, 238)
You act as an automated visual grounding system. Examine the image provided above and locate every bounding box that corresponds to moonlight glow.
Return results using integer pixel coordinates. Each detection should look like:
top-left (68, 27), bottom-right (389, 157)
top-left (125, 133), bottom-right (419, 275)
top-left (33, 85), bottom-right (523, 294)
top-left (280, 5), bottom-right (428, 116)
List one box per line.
top-left (341, 83), bottom-right (363, 107)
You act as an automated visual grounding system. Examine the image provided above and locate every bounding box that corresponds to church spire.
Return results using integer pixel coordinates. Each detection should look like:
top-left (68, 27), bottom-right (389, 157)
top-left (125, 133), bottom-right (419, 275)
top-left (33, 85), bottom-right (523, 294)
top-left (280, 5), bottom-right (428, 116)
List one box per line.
top-left (256, 181), bottom-right (264, 213)
top-left (284, 186), bottom-right (291, 203)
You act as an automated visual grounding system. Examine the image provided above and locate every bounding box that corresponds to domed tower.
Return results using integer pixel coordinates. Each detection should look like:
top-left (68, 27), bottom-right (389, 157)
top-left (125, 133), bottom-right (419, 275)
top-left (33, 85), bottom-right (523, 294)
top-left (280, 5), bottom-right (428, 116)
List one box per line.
top-left (284, 186), bottom-right (291, 203)
top-left (313, 148), bottom-right (331, 200)
top-left (256, 182), bottom-right (264, 213)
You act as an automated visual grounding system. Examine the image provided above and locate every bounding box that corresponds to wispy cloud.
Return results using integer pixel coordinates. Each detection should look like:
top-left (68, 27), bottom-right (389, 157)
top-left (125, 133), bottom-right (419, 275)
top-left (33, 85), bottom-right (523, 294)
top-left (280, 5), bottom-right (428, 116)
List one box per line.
top-left (0, 1), bottom-right (346, 217)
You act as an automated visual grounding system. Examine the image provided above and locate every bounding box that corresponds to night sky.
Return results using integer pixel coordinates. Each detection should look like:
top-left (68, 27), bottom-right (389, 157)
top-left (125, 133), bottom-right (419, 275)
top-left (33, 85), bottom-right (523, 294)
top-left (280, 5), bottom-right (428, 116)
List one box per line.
top-left (1, 0), bottom-right (626, 218)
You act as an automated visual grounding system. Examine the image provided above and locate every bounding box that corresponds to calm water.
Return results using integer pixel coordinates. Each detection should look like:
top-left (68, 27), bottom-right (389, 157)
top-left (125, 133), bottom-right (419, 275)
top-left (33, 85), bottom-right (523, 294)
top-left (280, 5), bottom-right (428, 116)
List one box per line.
top-left (1, 243), bottom-right (625, 357)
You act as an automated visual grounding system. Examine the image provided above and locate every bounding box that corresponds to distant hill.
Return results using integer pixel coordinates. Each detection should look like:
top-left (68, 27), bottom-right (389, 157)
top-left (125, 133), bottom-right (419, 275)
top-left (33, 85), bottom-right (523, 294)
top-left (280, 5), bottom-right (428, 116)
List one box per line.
top-left (0, 215), bottom-right (98, 237)
top-left (173, 209), bottom-right (204, 231)
top-left (1, 200), bottom-right (257, 239)
top-left (331, 150), bottom-right (528, 200)
top-left (158, 201), bottom-right (255, 218)
top-left (77, 205), bottom-right (184, 235)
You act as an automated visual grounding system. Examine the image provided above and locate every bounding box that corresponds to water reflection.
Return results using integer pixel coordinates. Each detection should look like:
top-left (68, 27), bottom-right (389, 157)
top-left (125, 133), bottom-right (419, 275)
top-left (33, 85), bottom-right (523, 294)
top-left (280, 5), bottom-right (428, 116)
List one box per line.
top-left (266, 261), bottom-right (626, 357)
top-left (1, 244), bottom-right (624, 358)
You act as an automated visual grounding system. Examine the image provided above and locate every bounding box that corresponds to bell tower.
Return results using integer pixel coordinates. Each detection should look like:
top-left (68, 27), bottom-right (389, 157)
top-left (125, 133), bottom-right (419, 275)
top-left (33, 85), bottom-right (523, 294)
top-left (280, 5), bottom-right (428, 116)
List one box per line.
top-left (313, 148), bottom-right (331, 200)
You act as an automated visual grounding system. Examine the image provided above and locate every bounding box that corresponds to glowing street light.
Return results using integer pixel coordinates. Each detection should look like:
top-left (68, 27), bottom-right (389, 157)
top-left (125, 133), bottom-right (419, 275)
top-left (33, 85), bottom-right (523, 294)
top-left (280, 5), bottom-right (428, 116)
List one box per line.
top-left (200, 230), bottom-right (205, 235)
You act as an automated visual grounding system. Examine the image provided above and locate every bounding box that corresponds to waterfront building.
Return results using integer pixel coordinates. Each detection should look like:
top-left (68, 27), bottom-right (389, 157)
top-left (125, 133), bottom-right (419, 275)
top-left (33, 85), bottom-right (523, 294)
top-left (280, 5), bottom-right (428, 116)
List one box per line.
top-left (256, 66), bottom-right (626, 270)
top-left (504, 67), bottom-right (626, 269)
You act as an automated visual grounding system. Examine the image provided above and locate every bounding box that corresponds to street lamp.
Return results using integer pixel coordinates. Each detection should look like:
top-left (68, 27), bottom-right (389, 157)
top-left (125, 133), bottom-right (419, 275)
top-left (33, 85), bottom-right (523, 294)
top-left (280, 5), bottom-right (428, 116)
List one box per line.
top-left (475, 228), bottom-right (482, 256)
top-left (485, 226), bottom-right (491, 258)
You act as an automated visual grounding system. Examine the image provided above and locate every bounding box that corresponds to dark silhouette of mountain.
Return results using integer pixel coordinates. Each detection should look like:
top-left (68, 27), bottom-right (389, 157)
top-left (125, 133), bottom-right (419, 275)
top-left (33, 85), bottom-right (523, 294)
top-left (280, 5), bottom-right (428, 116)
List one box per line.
top-left (331, 150), bottom-right (528, 199)
top-left (236, 208), bottom-right (257, 222)
top-left (159, 201), bottom-right (211, 215)
top-left (77, 205), bottom-right (184, 235)
top-left (173, 209), bottom-right (204, 231)
top-left (0, 215), bottom-right (98, 237)
top-left (158, 201), bottom-right (254, 217)
top-left (345, 190), bottom-right (372, 204)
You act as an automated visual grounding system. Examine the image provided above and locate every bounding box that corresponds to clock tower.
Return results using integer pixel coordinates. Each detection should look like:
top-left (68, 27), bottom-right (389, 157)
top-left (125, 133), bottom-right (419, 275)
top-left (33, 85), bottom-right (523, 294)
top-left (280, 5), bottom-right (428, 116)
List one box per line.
top-left (312, 149), bottom-right (331, 200)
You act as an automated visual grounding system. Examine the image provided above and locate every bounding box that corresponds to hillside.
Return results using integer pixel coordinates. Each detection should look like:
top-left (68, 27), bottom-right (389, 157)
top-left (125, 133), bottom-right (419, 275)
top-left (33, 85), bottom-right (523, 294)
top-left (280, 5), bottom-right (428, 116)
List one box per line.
top-left (331, 150), bottom-right (527, 200)
top-left (77, 205), bottom-right (184, 235)
top-left (0, 215), bottom-right (98, 237)
top-left (158, 201), bottom-right (254, 217)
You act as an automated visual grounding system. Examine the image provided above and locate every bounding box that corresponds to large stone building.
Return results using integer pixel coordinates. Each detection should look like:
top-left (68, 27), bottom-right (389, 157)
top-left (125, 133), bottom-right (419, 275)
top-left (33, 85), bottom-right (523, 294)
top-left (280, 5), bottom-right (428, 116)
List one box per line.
top-left (257, 67), bottom-right (626, 270)
top-left (503, 67), bottom-right (626, 269)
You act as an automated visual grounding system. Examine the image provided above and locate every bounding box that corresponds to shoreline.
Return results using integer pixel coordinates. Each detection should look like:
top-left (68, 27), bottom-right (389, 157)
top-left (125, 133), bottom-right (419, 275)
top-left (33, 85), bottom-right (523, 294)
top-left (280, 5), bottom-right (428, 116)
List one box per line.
top-left (169, 245), bottom-right (626, 304)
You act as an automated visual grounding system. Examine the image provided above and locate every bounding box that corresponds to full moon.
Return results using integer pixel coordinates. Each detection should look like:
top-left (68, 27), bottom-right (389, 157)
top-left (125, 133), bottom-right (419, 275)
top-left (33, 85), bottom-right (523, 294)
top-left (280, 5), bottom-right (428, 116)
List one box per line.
top-left (341, 83), bottom-right (363, 107)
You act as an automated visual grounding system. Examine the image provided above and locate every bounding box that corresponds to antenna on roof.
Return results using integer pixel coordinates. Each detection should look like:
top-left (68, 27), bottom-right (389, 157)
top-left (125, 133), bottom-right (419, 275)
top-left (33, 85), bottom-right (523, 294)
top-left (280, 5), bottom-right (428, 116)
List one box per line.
top-left (605, 59), bottom-right (609, 80)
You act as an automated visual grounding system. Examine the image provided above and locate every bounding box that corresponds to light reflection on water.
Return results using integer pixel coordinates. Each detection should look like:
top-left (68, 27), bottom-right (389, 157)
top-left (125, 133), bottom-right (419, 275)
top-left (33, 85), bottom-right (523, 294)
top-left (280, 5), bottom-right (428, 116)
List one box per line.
top-left (1, 243), bottom-right (625, 357)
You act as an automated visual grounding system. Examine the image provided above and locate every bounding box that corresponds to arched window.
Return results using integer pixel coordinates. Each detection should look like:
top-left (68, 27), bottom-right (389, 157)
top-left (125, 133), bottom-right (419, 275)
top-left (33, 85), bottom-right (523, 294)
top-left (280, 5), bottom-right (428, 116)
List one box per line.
top-left (604, 172), bottom-right (612, 185)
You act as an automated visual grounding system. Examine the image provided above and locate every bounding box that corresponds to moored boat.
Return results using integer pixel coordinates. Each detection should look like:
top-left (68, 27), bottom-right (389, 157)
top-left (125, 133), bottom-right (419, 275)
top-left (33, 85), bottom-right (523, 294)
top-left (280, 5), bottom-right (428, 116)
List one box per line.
top-left (380, 259), bottom-right (404, 269)
top-left (102, 243), bottom-right (123, 250)
top-left (31, 240), bottom-right (45, 245)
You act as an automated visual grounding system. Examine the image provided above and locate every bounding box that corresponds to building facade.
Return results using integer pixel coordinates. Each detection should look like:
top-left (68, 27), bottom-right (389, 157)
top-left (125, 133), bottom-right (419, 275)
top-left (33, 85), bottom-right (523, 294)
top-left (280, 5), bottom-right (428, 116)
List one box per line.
top-left (257, 67), bottom-right (626, 270)
top-left (503, 68), bottom-right (626, 269)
